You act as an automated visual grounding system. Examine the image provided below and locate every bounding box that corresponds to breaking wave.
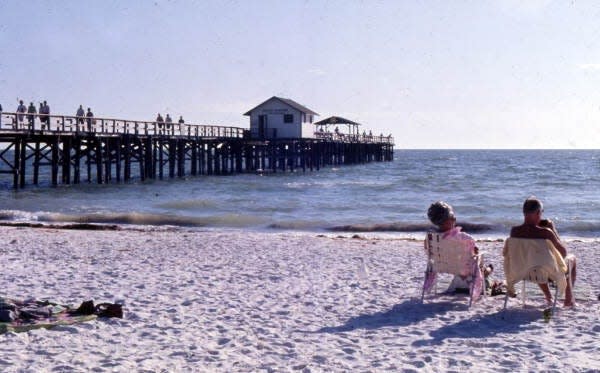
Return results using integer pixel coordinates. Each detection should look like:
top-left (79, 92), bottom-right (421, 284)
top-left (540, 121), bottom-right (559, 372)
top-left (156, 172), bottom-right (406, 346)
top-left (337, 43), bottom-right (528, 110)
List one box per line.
top-left (32, 212), bottom-right (267, 228)
top-left (327, 221), bottom-right (497, 233)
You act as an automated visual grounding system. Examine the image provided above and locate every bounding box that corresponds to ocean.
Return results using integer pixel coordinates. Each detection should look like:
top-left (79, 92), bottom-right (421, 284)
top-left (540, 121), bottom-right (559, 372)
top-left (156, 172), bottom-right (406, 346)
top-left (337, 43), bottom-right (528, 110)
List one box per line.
top-left (1, 150), bottom-right (599, 240)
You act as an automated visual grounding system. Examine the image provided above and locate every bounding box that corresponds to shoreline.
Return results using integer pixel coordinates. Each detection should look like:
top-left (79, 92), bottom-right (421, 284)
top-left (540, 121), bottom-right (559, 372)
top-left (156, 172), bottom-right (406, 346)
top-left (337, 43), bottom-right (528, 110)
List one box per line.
top-left (1, 220), bottom-right (598, 244)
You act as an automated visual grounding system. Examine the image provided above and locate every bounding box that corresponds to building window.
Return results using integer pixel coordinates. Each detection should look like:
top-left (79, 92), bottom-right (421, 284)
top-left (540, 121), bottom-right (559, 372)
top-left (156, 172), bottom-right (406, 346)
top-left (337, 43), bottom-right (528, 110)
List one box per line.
top-left (284, 114), bottom-right (294, 123)
top-left (309, 115), bottom-right (313, 123)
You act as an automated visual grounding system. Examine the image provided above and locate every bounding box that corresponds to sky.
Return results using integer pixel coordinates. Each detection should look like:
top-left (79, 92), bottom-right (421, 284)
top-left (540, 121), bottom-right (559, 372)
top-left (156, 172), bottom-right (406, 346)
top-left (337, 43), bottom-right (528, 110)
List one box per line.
top-left (1, 0), bottom-right (599, 149)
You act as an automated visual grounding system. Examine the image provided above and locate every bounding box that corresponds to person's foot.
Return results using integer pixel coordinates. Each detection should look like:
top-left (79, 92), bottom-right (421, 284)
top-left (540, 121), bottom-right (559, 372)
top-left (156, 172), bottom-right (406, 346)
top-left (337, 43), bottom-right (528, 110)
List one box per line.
top-left (563, 298), bottom-right (576, 308)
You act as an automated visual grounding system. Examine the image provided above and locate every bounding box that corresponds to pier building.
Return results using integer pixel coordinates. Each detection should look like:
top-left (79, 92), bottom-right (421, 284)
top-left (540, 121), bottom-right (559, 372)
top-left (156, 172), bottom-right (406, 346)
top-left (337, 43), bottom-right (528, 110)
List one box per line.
top-left (245, 96), bottom-right (319, 140)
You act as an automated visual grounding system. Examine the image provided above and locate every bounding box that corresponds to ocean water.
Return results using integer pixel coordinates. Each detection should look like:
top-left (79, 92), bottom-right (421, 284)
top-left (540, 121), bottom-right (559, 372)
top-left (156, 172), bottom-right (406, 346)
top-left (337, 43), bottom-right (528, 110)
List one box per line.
top-left (0, 150), bottom-right (599, 239)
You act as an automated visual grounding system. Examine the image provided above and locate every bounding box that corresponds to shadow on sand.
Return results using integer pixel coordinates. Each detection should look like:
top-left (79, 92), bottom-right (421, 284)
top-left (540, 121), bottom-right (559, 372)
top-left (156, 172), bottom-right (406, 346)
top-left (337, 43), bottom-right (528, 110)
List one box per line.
top-left (309, 299), bottom-right (467, 334)
top-left (303, 298), bottom-right (542, 343)
top-left (411, 307), bottom-right (542, 347)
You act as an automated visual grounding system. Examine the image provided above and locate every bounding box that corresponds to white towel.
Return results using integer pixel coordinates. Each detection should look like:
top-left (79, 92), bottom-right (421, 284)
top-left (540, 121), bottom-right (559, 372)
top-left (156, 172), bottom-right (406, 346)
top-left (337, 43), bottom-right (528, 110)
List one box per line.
top-left (503, 238), bottom-right (568, 296)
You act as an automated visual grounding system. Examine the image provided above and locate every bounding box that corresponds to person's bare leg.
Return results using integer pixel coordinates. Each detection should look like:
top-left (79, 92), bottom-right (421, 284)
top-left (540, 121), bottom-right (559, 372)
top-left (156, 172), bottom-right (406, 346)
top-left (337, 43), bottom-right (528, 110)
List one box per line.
top-left (571, 259), bottom-right (577, 285)
top-left (564, 258), bottom-right (576, 307)
top-left (564, 283), bottom-right (574, 307)
top-left (538, 283), bottom-right (552, 304)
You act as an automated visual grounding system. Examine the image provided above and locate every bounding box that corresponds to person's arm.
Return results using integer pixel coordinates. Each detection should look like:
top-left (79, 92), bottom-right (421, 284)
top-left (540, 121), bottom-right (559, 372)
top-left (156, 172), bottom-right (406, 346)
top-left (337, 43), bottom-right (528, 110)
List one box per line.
top-left (541, 228), bottom-right (568, 257)
top-left (540, 219), bottom-right (561, 240)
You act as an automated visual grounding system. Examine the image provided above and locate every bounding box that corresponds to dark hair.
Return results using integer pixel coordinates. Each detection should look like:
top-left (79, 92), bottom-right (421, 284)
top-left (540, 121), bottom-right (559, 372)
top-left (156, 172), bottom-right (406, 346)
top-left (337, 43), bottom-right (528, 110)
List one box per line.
top-left (427, 201), bottom-right (455, 226)
top-left (523, 197), bottom-right (543, 214)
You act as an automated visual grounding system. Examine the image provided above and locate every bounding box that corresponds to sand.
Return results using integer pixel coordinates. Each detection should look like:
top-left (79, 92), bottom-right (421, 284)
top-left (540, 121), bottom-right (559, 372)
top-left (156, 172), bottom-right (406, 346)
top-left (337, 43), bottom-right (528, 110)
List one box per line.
top-left (0, 226), bottom-right (599, 372)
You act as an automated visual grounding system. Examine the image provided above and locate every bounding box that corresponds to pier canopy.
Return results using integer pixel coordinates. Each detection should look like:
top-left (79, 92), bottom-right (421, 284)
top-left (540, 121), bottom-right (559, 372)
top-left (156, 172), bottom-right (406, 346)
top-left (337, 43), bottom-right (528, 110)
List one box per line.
top-left (314, 116), bottom-right (361, 135)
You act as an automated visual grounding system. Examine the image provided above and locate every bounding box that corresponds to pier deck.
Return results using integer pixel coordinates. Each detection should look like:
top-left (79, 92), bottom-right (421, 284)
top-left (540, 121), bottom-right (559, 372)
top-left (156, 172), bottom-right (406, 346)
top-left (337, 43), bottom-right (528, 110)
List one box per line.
top-left (0, 112), bottom-right (394, 189)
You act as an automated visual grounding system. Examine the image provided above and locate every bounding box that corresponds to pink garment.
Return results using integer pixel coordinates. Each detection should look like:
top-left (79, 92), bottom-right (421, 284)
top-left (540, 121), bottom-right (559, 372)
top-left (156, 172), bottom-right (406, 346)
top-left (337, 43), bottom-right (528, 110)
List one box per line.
top-left (423, 227), bottom-right (483, 302)
top-left (442, 227), bottom-right (476, 252)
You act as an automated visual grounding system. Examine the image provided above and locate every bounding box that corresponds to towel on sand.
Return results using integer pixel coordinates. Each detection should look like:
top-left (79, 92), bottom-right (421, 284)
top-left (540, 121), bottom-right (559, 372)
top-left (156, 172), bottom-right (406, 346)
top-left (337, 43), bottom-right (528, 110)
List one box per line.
top-left (503, 238), bottom-right (568, 296)
top-left (0, 298), bottom-right (122, 333)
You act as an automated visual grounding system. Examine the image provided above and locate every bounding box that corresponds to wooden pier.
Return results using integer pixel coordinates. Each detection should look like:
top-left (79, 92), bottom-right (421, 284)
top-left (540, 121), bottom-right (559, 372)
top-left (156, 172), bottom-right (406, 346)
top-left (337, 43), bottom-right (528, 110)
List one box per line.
top-left (0, 112), bottom-right (394, 189)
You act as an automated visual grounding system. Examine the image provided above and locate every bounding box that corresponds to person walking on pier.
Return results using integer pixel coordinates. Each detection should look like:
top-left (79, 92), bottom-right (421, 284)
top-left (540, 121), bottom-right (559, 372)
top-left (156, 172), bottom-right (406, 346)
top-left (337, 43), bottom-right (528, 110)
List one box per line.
top-left (17, 100), bottom-right (26, 127)
top-left (76, 105), bottom-right (85, 126)
top-left (156, 113), bottom-right (164, 134)
top-left (86, 108), bottom-right (94, 131)
top-left (27, 102), bottom-right (37, 130)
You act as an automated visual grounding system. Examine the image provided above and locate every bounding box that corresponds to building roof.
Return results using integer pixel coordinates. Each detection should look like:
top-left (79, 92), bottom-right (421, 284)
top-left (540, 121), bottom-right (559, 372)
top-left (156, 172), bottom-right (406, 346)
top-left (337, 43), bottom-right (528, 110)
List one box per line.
top-left (244, 96), bottom-right (319, 116)
top-left (314, 116), bottom-right (361, 126)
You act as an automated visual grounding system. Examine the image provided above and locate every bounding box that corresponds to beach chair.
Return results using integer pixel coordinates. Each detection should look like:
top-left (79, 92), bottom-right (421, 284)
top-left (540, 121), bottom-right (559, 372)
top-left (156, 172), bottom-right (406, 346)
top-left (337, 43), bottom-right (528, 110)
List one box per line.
top-left (502, 238), bottom-right (574, 314)
top-left (421, 232), bottom-right (484, 307)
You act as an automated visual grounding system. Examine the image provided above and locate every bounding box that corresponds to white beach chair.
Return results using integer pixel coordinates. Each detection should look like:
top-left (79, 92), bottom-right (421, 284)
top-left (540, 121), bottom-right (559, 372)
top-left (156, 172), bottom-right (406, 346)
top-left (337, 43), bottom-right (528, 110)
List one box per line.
top-left (421, 232), bottom-right (484, 307)
top-left (502, 238), bottom-right (574, 314)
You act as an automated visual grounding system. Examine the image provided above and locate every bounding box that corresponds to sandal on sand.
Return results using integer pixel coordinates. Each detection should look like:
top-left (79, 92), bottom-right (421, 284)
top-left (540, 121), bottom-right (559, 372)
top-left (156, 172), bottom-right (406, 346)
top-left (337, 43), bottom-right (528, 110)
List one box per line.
top-left (94, 303), bottom-right (123, 318)
top-left (69, 300), bottom-right (123, 318)
top-left (71, 300), bottom-right (95, 315)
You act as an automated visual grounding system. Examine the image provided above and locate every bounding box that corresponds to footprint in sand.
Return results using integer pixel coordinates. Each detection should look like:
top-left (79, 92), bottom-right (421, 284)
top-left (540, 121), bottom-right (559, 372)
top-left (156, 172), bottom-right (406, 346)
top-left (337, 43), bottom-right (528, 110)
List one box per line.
top-left (312, 355), bottom-right (327, 364)
top-left (341, 347), bottom-right (356, 355)
top-left (217, 338), bottom-right (231, 346)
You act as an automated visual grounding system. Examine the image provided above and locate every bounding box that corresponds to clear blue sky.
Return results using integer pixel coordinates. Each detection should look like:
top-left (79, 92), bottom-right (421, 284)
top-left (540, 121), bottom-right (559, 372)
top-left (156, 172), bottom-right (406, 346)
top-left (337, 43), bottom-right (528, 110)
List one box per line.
top-left (1, 0), bottom-right (599, 148)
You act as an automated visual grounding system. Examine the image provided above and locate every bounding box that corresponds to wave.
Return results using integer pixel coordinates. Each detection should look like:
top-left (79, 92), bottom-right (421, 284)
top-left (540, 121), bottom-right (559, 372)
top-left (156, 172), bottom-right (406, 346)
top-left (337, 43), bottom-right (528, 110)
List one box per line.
top-left (559, 221), bottom-right (600, 237)
top-left (0, 209), bottom-right (39, 221)
top-left (2, 209), bottom-right (599, 237)
top-left (327, 221), bottom-right (497, 233)
top-left (35, 212), bottom-right (266, 228)
top-left (267, 221), bottom-right (324, 230)
top-left (153, 199), bottom-right (217, 210)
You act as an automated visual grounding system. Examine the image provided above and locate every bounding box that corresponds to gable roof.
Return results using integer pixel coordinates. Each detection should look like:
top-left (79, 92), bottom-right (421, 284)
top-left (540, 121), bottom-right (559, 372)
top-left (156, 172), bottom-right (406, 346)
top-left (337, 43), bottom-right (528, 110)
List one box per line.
top-left (244, 96), bottom-right (319, 116)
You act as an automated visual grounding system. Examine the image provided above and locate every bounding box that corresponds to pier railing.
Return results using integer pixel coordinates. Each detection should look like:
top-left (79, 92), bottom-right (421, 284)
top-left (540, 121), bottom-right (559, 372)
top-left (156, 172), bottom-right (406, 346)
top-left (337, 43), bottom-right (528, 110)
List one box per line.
top-left (314, 131), bottom-right (394, 145)
top-left (0, 111), bottom-right (394, 144)
top-left (0, 112), bottom-right (247, 139)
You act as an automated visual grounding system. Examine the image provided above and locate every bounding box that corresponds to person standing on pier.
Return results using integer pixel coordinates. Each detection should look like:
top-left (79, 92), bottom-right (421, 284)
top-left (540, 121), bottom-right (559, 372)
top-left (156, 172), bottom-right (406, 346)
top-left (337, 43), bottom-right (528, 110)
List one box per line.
top-left (17, 100), bottom-right (27, 127)
top-left (86, 108), bottom-right (94, 131)
top-left (178, 116), bottom-right (185, 125)
top-left (76, 105), bottom-right (85, 126)
top-left (156, 113), bottom-right (164, 134)
top-left (27, 102), bottom-right (37, 130)
top-left (40, 100), bottom-right (50, 129)
top-left (38, 103), bottom-right (44, 128)
top-left (165, 114), bottom-right (173, 134)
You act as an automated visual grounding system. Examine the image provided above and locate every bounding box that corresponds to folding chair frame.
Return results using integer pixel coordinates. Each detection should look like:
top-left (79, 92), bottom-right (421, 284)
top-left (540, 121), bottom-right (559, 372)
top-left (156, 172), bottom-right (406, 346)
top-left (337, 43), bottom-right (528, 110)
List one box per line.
top-left (502, 257), bottom-right (574, 315)
top-left (421, 249), bottom-right (484, 308)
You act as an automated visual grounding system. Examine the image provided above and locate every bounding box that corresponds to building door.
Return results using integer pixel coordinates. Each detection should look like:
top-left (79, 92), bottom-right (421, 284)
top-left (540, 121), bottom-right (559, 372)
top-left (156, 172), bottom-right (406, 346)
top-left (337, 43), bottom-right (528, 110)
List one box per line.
top-left (258, 115), bottom-right (267, 139)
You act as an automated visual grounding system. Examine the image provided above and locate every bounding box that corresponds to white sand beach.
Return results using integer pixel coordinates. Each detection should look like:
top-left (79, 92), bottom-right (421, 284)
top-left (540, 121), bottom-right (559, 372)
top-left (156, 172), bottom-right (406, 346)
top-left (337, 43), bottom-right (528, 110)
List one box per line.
top-left (1, 226), bottom-right (599, 372)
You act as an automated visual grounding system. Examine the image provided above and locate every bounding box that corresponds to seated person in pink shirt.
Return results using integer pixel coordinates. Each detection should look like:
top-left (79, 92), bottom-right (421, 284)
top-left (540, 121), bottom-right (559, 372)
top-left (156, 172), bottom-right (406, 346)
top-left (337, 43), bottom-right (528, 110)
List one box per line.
top-left (425, 201), bottom-right (480, 293)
